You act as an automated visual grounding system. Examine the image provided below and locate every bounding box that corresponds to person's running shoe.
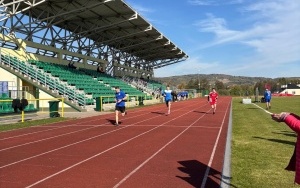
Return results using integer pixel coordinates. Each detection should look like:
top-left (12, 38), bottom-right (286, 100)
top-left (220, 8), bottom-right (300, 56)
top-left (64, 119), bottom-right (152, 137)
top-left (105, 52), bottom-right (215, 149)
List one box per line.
top-left (213, 111), bottom-right (215, 114)
top-left (114, 122), bottom-right (119, 126)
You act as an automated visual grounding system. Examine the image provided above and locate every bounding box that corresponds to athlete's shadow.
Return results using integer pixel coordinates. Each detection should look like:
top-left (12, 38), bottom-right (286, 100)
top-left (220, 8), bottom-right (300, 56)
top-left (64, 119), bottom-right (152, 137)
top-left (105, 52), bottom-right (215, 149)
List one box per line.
top-left (106, 119), bottom-right (122, 125)
top-left (176, 160), bottom-right (237, 188)
top-left (253, 136), bottom-right (295, 146)
top-left (193, 111), bottom-right (207, 114)
top-left (151, 111), bottom-right (166, 115)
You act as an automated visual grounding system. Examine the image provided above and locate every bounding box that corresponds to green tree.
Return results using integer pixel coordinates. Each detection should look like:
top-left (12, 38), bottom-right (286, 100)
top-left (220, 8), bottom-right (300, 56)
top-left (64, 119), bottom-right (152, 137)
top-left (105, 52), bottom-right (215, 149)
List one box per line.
top-left (230, 85), bottom-right (242, 96)
top-left (215, 80), bottom-right (225, 90)
top-left (200, 78), bottom-right (209, 90)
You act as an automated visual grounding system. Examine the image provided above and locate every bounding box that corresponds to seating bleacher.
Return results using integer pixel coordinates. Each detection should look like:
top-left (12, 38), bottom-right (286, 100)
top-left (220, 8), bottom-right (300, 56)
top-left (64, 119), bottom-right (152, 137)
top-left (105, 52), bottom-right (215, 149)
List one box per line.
top-left (1, 54), bottom-right (153, 110)
top-left (0, 93), bottom-right (13, 114)
top-left (29, 60), bottom-right (151, 103)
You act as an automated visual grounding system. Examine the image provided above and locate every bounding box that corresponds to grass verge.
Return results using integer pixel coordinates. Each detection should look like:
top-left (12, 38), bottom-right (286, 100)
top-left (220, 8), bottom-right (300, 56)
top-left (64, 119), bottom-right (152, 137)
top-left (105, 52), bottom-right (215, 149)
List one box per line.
top-left (231, 96), bottom-right (300, 188)
top-left (0, 117), bottom-right (71, 132)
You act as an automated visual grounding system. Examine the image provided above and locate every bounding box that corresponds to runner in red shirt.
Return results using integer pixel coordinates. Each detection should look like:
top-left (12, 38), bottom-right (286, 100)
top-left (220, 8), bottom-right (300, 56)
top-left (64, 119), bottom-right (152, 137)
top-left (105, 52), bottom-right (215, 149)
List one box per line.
top-left (208, 88), bottom-right (218, 114)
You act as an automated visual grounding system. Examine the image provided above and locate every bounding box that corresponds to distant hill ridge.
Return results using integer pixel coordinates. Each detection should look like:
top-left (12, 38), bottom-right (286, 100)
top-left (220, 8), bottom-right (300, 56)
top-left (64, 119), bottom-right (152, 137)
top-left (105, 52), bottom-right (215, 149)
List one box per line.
top-left (155, 74), bottom-right (300, 86)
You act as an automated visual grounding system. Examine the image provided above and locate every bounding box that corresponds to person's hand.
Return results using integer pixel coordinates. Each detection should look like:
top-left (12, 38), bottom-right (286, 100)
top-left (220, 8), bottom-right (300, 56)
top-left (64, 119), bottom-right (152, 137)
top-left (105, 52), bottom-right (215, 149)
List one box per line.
top-left (271, 112), bottom-right (290, 122)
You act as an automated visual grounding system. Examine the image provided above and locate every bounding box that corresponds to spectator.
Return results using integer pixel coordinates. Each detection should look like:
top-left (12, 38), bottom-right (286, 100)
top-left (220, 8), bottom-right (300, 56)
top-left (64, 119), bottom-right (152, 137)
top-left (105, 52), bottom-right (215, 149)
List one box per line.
top-left (68, 61), bottom-right (76, 69)
top-left (97, 66), bottom-right (105, 73)
top-left (271, 112), bottom-right (300, 184)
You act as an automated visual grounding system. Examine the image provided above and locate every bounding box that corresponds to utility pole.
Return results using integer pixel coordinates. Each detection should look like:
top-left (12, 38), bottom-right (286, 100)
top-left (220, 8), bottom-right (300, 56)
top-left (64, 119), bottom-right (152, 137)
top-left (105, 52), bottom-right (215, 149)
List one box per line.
top-left (198, 69), bottom-right (200, 90)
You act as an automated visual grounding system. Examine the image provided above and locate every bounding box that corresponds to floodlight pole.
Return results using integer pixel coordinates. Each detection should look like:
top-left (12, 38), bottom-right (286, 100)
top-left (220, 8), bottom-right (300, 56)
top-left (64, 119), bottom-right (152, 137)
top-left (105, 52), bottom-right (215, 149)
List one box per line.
top-left (198, 69), bottom-right (200, 90)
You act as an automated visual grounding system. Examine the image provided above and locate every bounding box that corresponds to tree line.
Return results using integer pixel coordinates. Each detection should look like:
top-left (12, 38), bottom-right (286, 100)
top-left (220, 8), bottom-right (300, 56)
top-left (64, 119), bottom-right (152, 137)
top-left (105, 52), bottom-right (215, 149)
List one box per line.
top-left (175, 77), bottom-right (300, 96)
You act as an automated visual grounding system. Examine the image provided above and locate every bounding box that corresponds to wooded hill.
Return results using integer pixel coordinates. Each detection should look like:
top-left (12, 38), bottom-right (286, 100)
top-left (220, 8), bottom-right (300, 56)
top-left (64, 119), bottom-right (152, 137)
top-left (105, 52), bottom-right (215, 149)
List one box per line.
top-left (154, 74), bottom-right (300, 95)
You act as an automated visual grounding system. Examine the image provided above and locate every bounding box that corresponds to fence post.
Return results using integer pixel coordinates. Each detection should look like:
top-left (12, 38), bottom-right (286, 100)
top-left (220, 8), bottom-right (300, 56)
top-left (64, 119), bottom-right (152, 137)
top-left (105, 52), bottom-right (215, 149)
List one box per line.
top-left (21, 110), bottom-right (24, 123)
top-left (61, 97), bottom-right (64, 117)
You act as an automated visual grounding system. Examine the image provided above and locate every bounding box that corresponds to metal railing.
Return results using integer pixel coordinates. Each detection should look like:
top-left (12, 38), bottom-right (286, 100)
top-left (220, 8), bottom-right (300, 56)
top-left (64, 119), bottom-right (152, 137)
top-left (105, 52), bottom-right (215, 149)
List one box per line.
top-left (0, 50), bottom-right (88, 107)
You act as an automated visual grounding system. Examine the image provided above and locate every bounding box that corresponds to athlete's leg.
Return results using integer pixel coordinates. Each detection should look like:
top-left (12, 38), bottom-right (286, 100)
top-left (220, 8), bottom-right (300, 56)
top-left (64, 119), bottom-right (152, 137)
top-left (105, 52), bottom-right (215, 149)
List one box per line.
top-left (115, 109), bottom-right (119, 125)
top-left (121, 107), bottom-right (126, 116)
top-left (213, 103), bottom-right (217, 114)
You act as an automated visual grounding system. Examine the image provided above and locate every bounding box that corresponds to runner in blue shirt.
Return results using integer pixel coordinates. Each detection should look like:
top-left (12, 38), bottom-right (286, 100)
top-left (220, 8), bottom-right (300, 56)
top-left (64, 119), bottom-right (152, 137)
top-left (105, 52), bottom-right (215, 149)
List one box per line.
top-left (162, 86), bottom-right (172, 115)
top-left (264, 88), bottom-right (272, 110)
top-left (114, 86), bottom-right (127, 126)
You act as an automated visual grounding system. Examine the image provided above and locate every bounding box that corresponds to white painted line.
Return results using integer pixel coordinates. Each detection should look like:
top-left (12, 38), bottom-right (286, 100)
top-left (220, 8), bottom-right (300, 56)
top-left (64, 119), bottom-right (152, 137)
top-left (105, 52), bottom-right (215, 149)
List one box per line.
top-left (25, 103), bottom-right (204, 188)
top-left (252, 103), bottom-right (273, 114)
top-left (200, 99), bottom-right (231, 188)
top-left (1, 102), bottom-right (200, 169)
top-left (113, 108), bottom-right (210, 188)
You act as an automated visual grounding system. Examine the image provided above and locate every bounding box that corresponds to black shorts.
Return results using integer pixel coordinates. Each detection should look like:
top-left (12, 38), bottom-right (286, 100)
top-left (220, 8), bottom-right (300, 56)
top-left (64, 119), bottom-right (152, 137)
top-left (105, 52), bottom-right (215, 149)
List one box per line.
top-left (115, 106), bottom-right (126, 113)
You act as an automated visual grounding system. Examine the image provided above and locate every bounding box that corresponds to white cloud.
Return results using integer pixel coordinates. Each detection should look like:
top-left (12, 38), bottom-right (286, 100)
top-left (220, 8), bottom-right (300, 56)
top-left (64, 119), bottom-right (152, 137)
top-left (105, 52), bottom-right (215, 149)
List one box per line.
top-left (188, 0), bottom-right (216, 6)
top-left (194, 13), bottom-right (240, 39)
top-left (154, 56), bottom-right (220, 77)
top-left (188, 0), bottom-right (244, 6)
top-left (193, 0), bottom-right (300, 72)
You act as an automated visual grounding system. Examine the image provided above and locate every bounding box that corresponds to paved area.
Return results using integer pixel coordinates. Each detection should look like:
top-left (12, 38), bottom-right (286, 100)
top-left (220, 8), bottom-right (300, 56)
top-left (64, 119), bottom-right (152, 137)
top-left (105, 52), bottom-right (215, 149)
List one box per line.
top-left (0, 111), bottom-right (113, 125)
top-left (0, 99), bottom-right (161, 125)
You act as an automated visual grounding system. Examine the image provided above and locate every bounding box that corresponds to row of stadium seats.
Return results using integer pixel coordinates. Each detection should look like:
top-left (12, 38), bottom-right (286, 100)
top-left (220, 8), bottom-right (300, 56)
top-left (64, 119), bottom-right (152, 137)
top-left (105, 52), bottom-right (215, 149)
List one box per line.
top-left (1, 55), bottom-right (90, 106)
top-left (29, 60), bottom-right (148, 101)
top-left (2, 55), bottom-right (153, 110)
top-left (0, 93), bottom-right (36, 114)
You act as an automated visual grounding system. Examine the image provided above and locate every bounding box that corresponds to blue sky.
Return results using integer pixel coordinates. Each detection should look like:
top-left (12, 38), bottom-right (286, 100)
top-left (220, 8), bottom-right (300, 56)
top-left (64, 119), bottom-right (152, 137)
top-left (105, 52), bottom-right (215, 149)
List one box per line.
top-left (125, 0), bottom-right (300, 78)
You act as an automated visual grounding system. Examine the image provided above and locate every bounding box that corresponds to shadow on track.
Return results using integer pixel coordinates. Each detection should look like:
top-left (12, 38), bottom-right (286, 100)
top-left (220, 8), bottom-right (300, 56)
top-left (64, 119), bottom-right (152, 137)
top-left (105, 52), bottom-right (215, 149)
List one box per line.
top-left (176, 160), bottom-right (237, 188)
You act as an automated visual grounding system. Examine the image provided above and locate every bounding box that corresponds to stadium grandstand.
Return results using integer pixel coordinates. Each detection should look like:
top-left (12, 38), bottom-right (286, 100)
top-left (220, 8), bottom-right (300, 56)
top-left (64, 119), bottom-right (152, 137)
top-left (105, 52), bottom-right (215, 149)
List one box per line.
top-left (0, 0), bottom-right (188, 115)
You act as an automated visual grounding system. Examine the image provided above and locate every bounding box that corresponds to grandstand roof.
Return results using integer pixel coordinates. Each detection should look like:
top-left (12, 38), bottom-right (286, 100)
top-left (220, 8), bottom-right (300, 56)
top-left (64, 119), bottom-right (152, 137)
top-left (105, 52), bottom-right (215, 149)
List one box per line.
top-left (0, 0), bottom-right (188, 69)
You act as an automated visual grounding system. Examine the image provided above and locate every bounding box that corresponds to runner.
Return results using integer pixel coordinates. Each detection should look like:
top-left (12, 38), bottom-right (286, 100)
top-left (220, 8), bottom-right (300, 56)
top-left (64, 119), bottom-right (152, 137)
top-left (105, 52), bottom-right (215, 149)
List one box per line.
top-left (163, 86), bottom-right (172, 115)
top-left (208, 88), bottom-right (218, 114)
top-left (114, 86), bottom-right (127, 126)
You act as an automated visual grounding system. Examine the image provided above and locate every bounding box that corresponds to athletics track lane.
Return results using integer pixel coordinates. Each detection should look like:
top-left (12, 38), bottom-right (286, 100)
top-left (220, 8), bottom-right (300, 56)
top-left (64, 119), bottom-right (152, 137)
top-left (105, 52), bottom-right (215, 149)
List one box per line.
top-left (0, 97), bottom-right (231, 188)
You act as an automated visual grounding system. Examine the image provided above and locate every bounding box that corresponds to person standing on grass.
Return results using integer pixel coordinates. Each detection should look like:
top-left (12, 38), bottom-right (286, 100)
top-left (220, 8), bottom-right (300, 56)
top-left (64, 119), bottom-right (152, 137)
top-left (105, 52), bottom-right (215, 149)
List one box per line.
top-left (264, 88), bottom-right (272, 109)
top-left (271, 112), bottom-right (300, 184)
top-left (162, 86), bottom-right (172, 115)
top-left (114, 86), bottom-right (127, 126)
top-left (208, 88), bottom-right (218, 114)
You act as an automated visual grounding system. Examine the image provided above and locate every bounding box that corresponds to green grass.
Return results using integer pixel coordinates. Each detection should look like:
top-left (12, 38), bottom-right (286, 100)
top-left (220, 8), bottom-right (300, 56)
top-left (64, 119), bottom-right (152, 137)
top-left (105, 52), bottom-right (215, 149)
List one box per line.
top-left (0, 117), bottom-right (71, 132)
top-left (231, 96), bottom-right (300, 187)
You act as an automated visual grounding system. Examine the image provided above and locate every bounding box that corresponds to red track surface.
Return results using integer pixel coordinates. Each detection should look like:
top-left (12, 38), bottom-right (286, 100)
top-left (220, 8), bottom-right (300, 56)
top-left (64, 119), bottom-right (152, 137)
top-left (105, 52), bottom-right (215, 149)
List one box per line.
top-left (0, 97), bottom-right (231, 188)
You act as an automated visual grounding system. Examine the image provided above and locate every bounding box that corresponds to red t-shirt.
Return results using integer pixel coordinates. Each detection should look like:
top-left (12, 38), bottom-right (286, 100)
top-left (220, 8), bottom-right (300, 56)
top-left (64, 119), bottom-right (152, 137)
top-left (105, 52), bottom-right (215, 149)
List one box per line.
top-left (209, 92), bottom-right (218, 103)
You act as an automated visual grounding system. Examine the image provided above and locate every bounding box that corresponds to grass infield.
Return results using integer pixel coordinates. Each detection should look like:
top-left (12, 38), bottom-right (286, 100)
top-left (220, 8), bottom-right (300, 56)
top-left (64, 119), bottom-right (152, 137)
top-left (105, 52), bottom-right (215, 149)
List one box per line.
top-left (231, 96), bottom-right (300, 188)
top-left (0, 117), bottom-right (70, 132)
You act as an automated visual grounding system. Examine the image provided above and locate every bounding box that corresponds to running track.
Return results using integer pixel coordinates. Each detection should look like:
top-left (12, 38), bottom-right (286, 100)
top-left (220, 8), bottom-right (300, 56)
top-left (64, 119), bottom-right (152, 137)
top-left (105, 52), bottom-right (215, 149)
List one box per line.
top-left (0, 97), bottom-right (232, 188)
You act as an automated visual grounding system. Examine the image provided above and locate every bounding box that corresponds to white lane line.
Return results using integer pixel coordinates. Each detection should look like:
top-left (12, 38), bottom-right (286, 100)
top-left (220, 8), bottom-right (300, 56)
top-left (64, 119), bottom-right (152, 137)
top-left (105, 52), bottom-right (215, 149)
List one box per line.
top-left (113, 109), bottom-right (210, 188)
top-left (0, 109), bottom-right (164, 151)
top-left (200, 99), bottom-right (231, 188)
top-left (25, 103), bottom-right (203, 188)
top-left (1, 102), bottom-right (200, 169)
top-left (252, 103), bottom-right (273, 114)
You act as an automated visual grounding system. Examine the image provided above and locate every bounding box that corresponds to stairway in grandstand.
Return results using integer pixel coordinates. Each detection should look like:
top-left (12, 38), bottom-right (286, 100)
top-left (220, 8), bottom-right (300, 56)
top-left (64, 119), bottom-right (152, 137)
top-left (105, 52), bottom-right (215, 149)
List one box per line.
top-left (0, 54), bottom-right (88, 111)
top-left (0, 53), bottom-right (153, 112)
top-left (122, 76), bottom-right (166, 97)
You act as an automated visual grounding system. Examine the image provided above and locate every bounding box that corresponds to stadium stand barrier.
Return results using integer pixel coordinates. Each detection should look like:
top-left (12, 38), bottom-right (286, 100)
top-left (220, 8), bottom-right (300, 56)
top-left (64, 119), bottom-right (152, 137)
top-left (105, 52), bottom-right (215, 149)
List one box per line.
top-left (0, 97), bottom-right (64, 124)
top-left (96, 94), bottom-right (154, 112)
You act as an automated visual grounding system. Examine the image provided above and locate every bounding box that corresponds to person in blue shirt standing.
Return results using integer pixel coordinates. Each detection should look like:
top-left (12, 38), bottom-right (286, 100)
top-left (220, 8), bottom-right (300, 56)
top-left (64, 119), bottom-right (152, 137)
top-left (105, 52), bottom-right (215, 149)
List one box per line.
top-left (264, 88), bottom-right (272, 110)
top-left (114, 86), bottom-right (127, 126)
top-left (163, 86), bottom-right (172, 115)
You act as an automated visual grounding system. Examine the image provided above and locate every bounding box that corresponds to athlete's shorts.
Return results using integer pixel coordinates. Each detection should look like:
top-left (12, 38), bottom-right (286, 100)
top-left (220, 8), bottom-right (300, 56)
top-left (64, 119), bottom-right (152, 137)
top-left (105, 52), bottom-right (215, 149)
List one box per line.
top-left (115, 106), bottom-right (126, 113)
top-left (165, 99), bottom-right (171, 106)
top-left (265, 98), bottom-right (271, 102)
top-left (210, 101), bottom-right (217, 105)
